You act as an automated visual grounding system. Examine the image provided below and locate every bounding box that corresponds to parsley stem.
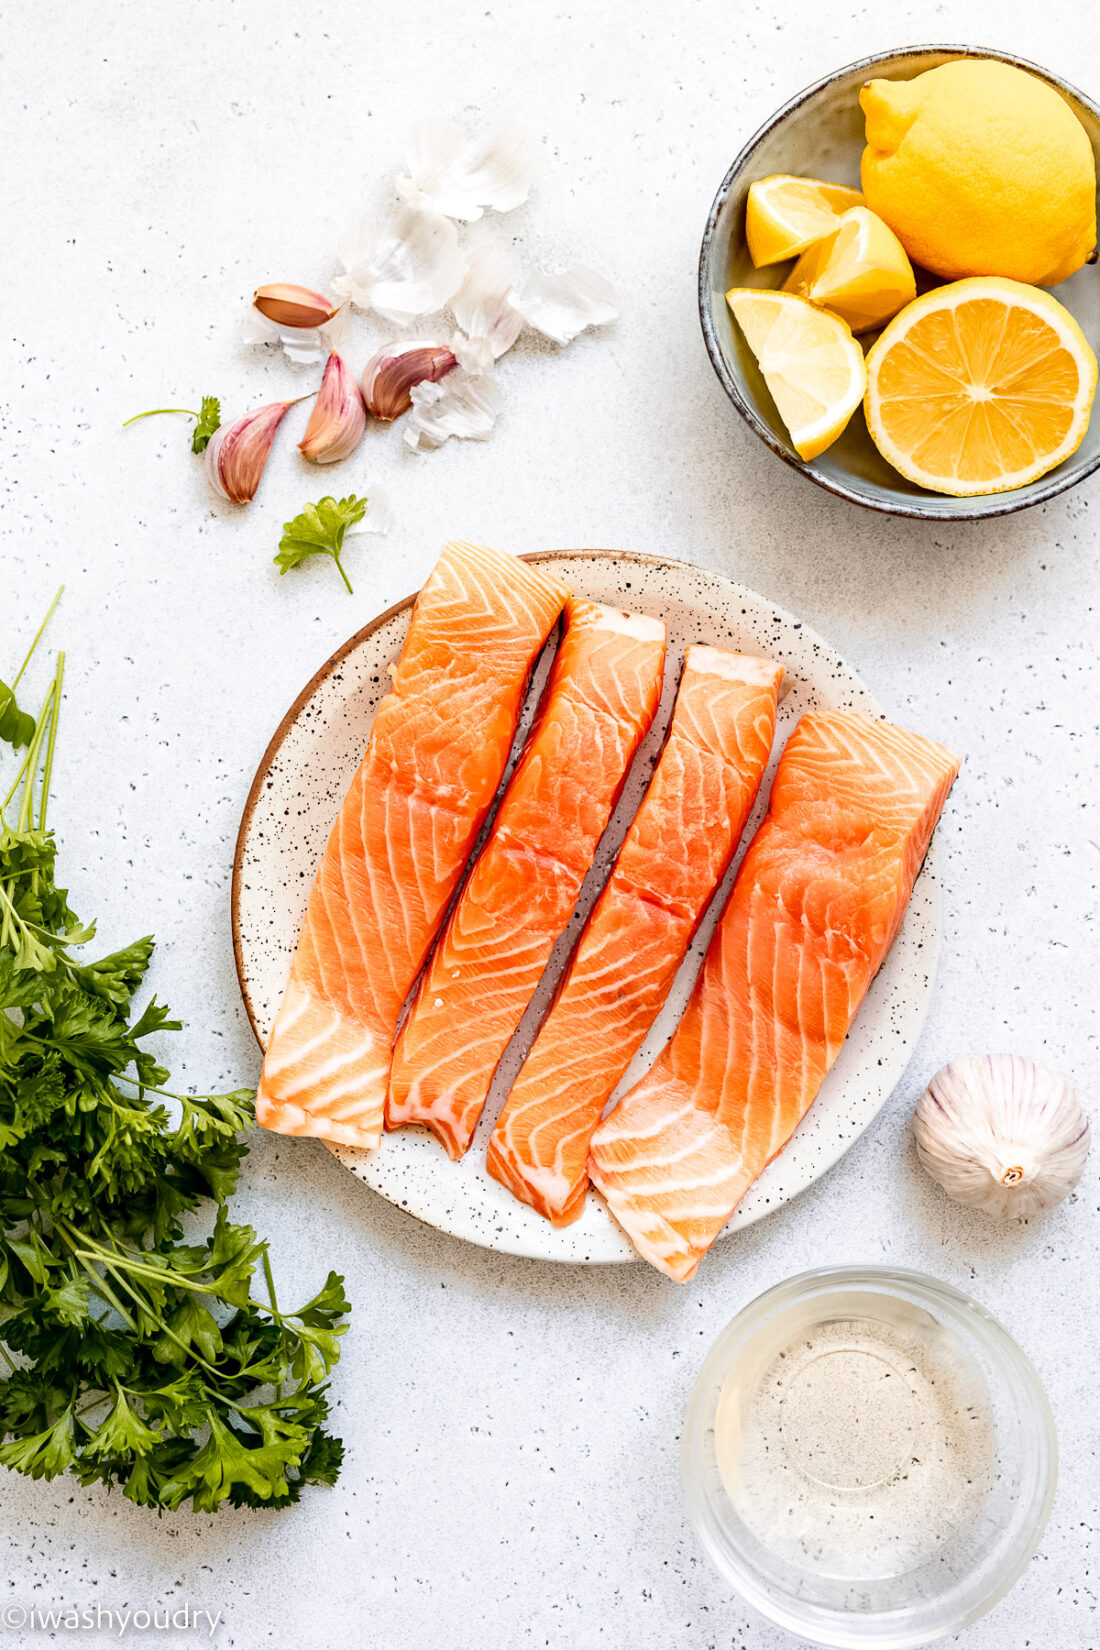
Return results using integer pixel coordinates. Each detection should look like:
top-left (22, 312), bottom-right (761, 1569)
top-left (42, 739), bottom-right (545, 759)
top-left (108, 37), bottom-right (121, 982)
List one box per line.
top-left (332, 553), bottom-right (354, 596)
top-left (39, 653), bottom-right (64, 831)
top-left (112, 1073), bottom-right (250, 1108)
top-left (122, 408), bottom-right (198, 426)
top-left (262, 1250), bottom-right (280, 1316)
top-left (15, 676), bottom-right (57, 832)
top-left (0, 678), bottom-right (52, 818)
top-left (64, 1236), bottom-right (213, 1298)
top-left (10, 588), bottom-right (63, 693)
top-left (55, 1243), bottom-right (138, 1334)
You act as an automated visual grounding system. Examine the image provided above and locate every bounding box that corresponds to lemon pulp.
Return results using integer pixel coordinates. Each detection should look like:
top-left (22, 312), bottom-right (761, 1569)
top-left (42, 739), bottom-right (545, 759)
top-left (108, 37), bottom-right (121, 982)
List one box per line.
top-left (783, 206), bottom-right (916, 333)
top-left (746, 175), bottom-right (864, 267)
top-left (727, 288), bottom-right (867, 461)
top-left (864, 277), bottom-right (1098, 495)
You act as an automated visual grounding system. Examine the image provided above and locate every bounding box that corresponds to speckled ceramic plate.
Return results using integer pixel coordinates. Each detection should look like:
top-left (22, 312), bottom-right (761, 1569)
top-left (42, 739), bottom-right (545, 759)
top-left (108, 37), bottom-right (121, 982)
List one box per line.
top-left (233, 551), bottom-right (945, 1264)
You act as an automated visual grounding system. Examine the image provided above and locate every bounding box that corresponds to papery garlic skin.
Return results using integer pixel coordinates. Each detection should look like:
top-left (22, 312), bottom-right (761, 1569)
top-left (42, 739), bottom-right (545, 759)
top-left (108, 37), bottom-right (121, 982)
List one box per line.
top-left (508, 263), bottom-right (620, 345)
top-left (451, 332), bottom-right (495, 376)
top-left (405, 370), bottom-right (502, 451)
top-left (240, 302), bottom-right (350, 366)
top-left (362, 341), bottom-right (457, 421)
top-left (205, 401), bottom-right (294, 504)
top-left (334, 207), bottom-right (466, 327)
top-left (253, 283), bottom-right (339, 329)
top-left (914, 1055), bottom-right (1090, 1218)
top-left (299, 352), bottom-right (367, 464)
top-left (451, 244), bottom-right (523, 360)
top-left (397, 118), bottom-right (538, 221)
top-left (345, 485), bottom-right (396, 537)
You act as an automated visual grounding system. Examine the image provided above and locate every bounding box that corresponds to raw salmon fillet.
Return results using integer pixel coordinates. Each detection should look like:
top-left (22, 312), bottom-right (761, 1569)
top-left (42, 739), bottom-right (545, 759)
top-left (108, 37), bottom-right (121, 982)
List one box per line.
top-left (386, 598), bottom-right (667, 1159)
top-left (588, 710), bottom-right (960, 1281)
top-left (255, 541), bottom-right (568, 1149)
top-left (486, 647), bottom-right (784, 1225)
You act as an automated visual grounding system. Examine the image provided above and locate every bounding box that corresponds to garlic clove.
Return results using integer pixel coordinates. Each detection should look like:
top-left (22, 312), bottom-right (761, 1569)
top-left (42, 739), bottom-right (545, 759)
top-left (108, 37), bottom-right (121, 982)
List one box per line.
top-left (396, 117), bottom-right (539, 222)
top-left (253, 283), bottom-right (340, 330)
top-left (508, 263), bottom-right (620, 345)
top-left (452, 244), bottom-right (524, 361)
top-left (913, 1054), bottom-right (1090, 1219)
top-left (334, 207), bottom-right (466, 327)
top-left (404, 369), bottom-right (502, 451)
top-left (362, 340), bottom-right (458, 421)
top-left (205, 400), bottom-right (297, 504)
top-left (299, 352), bottom-right (367, 464)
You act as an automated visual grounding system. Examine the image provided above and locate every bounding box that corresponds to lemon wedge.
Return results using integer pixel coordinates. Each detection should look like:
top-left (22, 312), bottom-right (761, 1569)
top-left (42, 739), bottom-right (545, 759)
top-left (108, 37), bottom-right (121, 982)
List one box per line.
top-left (726, 288), bottom-right (867, 460)
top-left (782, 206), bottom-right (916, 333)
top-left (745, 175), bottom-right (864, 267)
top-left (864, 276), bottom-right (1098, 496)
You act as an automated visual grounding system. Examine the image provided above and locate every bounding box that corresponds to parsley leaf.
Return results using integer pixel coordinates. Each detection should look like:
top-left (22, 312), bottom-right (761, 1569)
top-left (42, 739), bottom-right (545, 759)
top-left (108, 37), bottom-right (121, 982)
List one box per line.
top-left (0, 606), bottom-right (349, 1514)
top-left (191, 396), bottom-right (221, 453)
top-left (275, 495), bottom-right (368, 595)
top-left (0, 681), bottom-right (35, 751)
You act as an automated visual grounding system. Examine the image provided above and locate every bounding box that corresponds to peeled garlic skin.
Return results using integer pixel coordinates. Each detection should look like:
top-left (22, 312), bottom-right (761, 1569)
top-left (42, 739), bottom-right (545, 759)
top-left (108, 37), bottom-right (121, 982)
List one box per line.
top-left (914, 1055), bottom-right (1089, 1218)
top-left (298, 351), bottom-right (366, 464)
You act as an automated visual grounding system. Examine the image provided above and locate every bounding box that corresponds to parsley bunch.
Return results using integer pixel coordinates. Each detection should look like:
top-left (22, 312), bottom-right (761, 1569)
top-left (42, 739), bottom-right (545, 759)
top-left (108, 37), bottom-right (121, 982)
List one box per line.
top-left (0, 605), bottom-right (348, 1512)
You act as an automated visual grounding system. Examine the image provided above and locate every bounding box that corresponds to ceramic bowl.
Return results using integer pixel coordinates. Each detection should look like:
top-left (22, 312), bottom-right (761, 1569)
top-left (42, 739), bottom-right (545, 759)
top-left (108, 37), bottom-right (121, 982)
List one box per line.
top-left (698, 45), bottom-right (1100, 519)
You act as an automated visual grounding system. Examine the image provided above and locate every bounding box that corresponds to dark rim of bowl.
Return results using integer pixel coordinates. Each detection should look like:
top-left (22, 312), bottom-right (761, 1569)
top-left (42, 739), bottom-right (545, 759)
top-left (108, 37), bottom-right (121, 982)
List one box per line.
top-left (698, 43), bottom-right (1100, 521)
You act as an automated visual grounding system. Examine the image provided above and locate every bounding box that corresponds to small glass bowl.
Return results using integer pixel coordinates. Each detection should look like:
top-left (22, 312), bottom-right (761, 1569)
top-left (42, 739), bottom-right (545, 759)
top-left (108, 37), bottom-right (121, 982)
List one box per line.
top-left (683, 1267), bottom-right (1057, 1648)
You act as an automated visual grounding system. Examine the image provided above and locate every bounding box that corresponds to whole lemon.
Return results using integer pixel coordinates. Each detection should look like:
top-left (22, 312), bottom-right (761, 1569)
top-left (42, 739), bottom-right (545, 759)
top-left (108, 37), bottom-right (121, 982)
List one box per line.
top-left (860, 59), bottom-right (1096, 286)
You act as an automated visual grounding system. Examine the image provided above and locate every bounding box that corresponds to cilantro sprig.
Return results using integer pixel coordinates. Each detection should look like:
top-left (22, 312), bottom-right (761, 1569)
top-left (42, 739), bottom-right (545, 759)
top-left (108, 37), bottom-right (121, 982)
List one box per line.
top-left (124, 396), bottom-right (221, 453)
top-left (275, 495), bottom-right (368, 594)
top-left (0, 602), bottom-right (348, 1513)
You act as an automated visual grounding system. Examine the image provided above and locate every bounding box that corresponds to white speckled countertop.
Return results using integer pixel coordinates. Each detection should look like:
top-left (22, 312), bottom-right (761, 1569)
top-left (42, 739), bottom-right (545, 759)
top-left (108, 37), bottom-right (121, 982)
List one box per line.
top-left (2, 2), bottom-right (1097, 1646)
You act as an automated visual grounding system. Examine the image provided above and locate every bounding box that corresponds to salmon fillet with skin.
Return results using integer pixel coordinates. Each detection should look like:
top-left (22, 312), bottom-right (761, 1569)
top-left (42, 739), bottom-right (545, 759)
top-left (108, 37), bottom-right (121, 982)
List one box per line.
top-left (255, 541), bottom-right (568, 1150)
top-left (486, 647), bottom-right (784, 1225)
top-left (588, 710), bottom-right (960, 1281)
top-left (386, 598), bottom-right (667, 1159)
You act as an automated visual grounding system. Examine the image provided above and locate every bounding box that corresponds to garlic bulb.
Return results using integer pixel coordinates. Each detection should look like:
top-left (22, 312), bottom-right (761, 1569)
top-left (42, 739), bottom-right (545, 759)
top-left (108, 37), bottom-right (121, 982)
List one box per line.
top-left (914, 1055), bottom-right (1089, 1217)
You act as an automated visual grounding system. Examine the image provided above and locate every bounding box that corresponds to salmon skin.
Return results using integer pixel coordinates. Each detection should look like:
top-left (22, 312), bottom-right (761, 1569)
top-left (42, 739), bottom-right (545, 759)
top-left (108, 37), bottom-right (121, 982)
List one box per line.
top-left (588, 710), bottom-right (960, 1281)
top-left (386, 598), bottom-right (668, 1159)
top-left (486, 647), bottom-right (784, 1225)
top-left (255, 541), bottom-right (568, 1150)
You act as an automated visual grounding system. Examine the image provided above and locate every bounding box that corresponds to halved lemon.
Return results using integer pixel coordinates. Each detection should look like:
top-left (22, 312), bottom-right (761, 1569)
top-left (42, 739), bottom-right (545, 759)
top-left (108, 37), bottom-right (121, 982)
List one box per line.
top-left (865, 277), bottom-right (1098, 496)
top-left (726, 288), bottom-right (867, 460)
top-left (745, 175), bottom-right (865, 267)
top-left (783, 207), bottom-right (916, 333)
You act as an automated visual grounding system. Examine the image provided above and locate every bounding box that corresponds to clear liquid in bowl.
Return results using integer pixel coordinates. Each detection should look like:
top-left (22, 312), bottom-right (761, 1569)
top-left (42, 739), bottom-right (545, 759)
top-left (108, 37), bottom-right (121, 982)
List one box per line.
top-left (715, 1292), bottom-right (995, 1584)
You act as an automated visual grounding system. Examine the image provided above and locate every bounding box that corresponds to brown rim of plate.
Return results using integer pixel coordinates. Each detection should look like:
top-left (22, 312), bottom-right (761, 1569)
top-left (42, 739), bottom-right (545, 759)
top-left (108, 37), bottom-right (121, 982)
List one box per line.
top-left (697, 41), bottom-right (1100, 521)
top-left (231, 547), bottom-right (738, 1049)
